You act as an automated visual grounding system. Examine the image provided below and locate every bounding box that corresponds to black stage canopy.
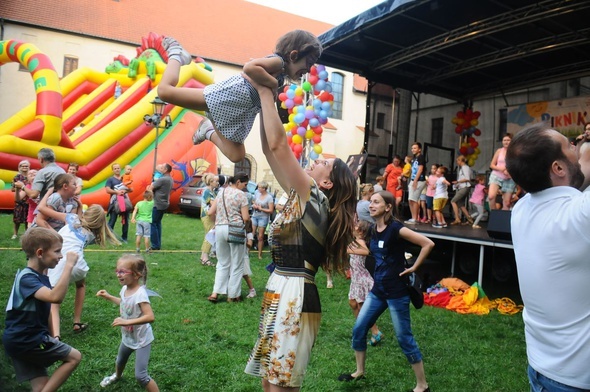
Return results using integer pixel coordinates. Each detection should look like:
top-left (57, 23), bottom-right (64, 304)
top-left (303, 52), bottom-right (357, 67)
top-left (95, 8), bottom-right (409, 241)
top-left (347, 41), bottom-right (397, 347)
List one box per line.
top-left (319, 0), bottom-right (590, 102)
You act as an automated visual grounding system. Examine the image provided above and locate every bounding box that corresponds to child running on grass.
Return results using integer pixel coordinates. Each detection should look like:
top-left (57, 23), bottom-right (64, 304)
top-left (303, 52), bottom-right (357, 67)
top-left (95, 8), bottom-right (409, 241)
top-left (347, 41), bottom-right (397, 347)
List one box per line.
top-left (38, 189), bottom-right (121, 339)
top-left (347, 220), bottom-right (383, 346)
top-left (131, 190), bottom-right (154, 253)
top-left (2, 227), bottom-right (82, 392)
top-left (157, 29), bottom-right (322, 163)
top-left (97, 254), bottom-right (159, 391)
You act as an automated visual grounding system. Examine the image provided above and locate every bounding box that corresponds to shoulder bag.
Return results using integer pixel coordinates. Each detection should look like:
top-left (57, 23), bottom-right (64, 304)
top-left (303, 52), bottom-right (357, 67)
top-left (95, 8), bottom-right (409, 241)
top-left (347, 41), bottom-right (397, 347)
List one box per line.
top-left (221, 189), bottom-right (246, 244)
top-left (404, 256), bottom-right (424, 309)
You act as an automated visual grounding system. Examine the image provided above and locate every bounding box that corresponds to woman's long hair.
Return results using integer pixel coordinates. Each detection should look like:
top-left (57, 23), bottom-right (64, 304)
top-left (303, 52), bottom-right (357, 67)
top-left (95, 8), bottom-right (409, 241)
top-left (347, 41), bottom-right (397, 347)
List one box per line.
top-left (322, 158), bottom-right (357, 273)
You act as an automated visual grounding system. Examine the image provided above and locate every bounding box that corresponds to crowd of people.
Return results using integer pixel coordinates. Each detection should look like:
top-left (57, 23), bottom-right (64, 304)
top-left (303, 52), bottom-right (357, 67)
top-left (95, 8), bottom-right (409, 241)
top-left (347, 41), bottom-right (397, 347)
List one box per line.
top-left (4, 22), bottom-right (590, 392)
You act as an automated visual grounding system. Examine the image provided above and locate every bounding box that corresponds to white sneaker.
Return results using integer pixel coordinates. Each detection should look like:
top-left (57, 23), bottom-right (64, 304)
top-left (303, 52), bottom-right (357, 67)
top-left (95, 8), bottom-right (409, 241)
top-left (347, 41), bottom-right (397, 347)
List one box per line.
top-left (404, 219), bottom-right (417, 224)
top-left (246, 289), bottom-right (257, 298)
top-left (162, 37), bottom-right (192, 66)
top-left (100, 373), bottom-right (119, 388)
top-left (192, 118), bottom-right (213, 145)
top-left (11, 234), bottom-right (18, 240)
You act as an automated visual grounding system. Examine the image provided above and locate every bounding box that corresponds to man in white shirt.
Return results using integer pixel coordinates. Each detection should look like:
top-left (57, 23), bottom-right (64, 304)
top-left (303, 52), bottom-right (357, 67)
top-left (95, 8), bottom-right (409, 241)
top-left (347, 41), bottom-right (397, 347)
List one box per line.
top-left (506, 123), bottom-right (589, 391)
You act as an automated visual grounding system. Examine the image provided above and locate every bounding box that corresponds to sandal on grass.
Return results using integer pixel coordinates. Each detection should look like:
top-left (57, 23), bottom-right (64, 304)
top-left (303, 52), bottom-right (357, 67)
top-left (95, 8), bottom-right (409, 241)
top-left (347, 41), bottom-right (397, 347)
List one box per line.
top-left (370, 331), bottom-right (383, 346)
top-left (208, 294), bottom-right (218, 303)
top-left (73, 323), bottom-right (88, 333)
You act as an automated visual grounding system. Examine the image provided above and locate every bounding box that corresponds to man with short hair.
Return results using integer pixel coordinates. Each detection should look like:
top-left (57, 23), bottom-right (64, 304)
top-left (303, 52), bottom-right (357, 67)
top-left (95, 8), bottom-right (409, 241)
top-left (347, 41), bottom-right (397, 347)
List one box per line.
top-left (30, 148), bottom-right (66, 200)
top-left (149, 163), bottom-right (173, 250)
top-left (506, 123), bottom-right (589, 391)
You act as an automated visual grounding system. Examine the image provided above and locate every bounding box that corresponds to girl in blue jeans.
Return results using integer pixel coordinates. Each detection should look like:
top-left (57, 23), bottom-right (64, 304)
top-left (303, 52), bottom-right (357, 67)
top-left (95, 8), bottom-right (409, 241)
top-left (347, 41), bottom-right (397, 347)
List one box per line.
top-left (338, 191), bottom-right (434, 392)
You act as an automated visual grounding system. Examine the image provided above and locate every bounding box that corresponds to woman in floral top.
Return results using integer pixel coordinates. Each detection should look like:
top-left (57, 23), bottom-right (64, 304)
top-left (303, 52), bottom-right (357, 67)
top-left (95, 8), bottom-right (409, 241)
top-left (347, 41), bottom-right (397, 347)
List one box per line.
top-left (244, 82), bottom-right (357, 390)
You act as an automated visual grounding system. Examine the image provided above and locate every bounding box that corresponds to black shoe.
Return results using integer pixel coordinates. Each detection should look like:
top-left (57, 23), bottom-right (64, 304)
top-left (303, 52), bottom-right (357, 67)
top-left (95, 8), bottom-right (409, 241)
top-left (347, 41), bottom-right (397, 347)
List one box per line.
top-left (338, 373), bottom-right (365, 382)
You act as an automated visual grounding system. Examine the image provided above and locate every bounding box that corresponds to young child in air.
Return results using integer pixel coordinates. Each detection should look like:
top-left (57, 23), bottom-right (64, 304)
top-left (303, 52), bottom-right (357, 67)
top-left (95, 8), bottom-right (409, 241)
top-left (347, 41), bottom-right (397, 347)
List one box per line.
top-left (157, 29), bottom-right (322, 163)
top-left (347, 220), bottom-right (382, 346)
top-left (131, 190), bottom-right (155, 253)
top-left (469, 174), bottom-right (487, 229)
top-left (399, 155), bottom-right (413, 191)
top-left (37, 189), bottom-right (121, 339)
top-left (2, 227), bottom-right (82, 391)
top-left (97, 254), bottom-right (159, 391)
top-left (432, 166), bottom-right (451, 228)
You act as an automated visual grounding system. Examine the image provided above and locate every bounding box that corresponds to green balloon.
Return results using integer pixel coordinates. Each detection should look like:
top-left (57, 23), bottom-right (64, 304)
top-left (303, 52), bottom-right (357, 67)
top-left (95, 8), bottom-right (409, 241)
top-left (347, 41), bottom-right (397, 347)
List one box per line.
top-left (302, 81), bottom-right (312, 92)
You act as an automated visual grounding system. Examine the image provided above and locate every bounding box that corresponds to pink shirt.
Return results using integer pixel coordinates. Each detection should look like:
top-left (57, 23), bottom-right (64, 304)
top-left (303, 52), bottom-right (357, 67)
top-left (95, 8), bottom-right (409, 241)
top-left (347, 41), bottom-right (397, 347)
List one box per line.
top-left (426, 175), bottom-right (437, 197)
top-left (26, 184), bottom-right (38, 223)
top-left (492, 148), bottom-right (509, 180)
top-left (469, 183), bottom-right (486, 206)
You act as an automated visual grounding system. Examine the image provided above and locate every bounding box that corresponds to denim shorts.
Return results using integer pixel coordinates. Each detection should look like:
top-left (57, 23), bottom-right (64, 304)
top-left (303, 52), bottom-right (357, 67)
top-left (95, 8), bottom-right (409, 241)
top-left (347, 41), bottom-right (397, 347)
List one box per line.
top-left (251, 215), bottom-right (269, 228)
top-left (489, 172), bottom-right (516, 193)
top-left (408, 181), bottom-right (426, 202)
top-left (135, 220), bottom-right (151, 237)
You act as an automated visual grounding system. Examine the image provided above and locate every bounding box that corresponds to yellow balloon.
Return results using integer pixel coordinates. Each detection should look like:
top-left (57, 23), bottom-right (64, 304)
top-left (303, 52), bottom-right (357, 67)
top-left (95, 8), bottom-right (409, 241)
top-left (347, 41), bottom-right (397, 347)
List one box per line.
top-left (82, 204), bottom-right (89, 212)
top-left (292, 106), bottom-right (299, 114)
top-left (471, 119), bottom-right (479, 126)
top-left (292, 134), bottom-right (303, 144)
top-left (305, 130), bottom-right (314, 139)
top-left (295, 87), bottom-right (304, 96)
top-left (313, 144), bottom-right (323, 154)
top-left (288, 113), bottom-right (295, 123)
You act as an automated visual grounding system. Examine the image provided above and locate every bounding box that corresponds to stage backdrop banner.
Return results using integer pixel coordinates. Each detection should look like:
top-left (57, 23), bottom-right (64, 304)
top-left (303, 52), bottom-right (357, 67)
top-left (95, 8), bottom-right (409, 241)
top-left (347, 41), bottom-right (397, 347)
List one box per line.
top-left (507, 96), bottom-right (590, 139)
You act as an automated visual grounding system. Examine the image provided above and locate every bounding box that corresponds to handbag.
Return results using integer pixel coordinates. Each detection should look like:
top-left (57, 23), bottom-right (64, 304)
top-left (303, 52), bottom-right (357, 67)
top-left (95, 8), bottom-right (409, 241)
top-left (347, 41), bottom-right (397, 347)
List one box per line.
top-left (221, 189), bottom-right (246, 244)
top-left (404, 256), bottom-right (424, 309)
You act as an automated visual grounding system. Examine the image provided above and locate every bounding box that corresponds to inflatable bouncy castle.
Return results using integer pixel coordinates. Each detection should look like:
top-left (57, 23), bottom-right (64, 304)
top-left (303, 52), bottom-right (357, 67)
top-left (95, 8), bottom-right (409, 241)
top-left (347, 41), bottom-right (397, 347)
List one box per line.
top-left (0, 33), bottom-right (217, 212)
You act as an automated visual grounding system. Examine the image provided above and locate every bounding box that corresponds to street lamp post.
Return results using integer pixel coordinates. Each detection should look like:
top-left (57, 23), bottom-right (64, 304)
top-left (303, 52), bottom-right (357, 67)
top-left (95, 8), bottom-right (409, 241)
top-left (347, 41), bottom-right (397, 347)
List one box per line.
top-left (143, 97), bottom-right (171, 180)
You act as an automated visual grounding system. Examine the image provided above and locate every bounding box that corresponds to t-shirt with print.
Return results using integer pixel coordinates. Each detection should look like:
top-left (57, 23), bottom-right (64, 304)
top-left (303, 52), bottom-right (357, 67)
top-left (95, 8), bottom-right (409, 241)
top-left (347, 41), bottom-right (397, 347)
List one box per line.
top-left (410, 154), bottom-right (425, 181)
top-left (119, 285), bottom-right (154, 350)
top-left (40, 193), bottom-right (78, 231)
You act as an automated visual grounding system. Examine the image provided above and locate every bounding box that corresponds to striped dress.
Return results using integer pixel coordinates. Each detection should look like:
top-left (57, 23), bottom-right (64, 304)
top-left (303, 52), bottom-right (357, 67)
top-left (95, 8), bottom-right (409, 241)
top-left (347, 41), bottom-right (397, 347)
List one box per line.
top-left (245, 180), bottom-right (328, 387)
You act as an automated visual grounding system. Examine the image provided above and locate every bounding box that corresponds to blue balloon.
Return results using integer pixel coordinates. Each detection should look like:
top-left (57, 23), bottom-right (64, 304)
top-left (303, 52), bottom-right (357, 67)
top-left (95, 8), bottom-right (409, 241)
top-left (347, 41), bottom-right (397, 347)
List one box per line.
top-left (310, 151), bottom-right (319, 160)
top-left (286, 89), bottom-right (295, 99)
top-left (294, 113), bottom-right (305, 124)
top-left (321, 101), bottom-right (331, 111)
top-left (315, 80), bottom-right (326, 91)
top-left (309, 118), bottom-right (320, 127)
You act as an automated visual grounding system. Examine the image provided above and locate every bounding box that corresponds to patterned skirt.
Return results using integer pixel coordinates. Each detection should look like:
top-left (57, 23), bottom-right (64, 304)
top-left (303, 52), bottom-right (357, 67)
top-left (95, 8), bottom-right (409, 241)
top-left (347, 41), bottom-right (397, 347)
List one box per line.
top-left (13, 200), bottom-right (28, 224)
top-left (244, 268), bottom-right (321, 387)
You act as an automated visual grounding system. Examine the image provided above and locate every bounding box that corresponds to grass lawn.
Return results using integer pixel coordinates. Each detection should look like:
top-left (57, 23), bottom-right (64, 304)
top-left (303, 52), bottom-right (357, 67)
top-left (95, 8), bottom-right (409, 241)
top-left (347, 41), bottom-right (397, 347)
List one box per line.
top-left (0, 212), bottom-right (528, 391)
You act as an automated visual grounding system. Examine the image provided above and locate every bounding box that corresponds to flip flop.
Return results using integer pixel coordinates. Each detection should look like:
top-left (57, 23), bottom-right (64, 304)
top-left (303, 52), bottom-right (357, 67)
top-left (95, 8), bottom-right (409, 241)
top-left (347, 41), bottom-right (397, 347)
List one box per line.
top-left (73, 322), bottom-right (88, 333)
top-left (201, 259), bottom-right (215, 267)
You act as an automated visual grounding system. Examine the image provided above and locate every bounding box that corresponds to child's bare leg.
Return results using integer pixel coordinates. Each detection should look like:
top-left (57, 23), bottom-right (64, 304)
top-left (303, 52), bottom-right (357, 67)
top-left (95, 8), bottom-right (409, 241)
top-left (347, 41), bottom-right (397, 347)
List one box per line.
top-left (145, 379), bottom-right (160, 392)
top-left (144, 236), bottom-right (150, 251)
top-left (37, 348), bottom-right (82, 392)
top-left (73, 279), bottom-right (86, 326)
top-left (257, 227), bottom-right (265, 259)
top-left (243, 275), bottom-right (254, 291)
top-left (50, 303), bottom-right (61, 338)
top-left (157, 60), bottom-right (208, 111)
top-left (209, 131), bottom-right (246, 163)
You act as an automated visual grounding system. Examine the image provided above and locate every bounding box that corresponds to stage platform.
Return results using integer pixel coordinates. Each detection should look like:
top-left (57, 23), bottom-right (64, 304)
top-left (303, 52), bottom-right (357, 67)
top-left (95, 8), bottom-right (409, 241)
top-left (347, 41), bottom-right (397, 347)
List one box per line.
top-left (406, 220), bottom-right (514, 291)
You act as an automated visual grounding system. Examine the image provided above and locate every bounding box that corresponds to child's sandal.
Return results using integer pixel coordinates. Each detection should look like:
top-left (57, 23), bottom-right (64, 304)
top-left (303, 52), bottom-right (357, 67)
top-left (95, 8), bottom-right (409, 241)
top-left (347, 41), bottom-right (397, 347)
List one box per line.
top-left (73, 322), bottom-right (88, 333)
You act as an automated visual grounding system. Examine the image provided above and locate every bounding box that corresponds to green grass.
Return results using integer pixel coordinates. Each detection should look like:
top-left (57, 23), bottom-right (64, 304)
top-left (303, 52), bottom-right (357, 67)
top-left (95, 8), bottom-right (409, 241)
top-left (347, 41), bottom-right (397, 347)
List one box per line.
top-left (0, 212), bottom-right (528, 391)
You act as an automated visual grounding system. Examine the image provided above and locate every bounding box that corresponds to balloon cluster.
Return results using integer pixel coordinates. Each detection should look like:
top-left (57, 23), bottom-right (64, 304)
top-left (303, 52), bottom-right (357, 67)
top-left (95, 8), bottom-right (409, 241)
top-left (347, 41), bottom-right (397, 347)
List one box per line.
top-left (451, 108), bottom-right (482, 166)
top-left (277, 65), bottom-right (334, 161)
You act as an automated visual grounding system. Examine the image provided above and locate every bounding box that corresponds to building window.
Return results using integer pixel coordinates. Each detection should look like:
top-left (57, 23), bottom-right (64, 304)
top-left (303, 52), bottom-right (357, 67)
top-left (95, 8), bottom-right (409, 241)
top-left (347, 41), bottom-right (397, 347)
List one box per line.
top-left (330, 72), bottom-right (344, 120)
top-left (498, 108), bottom-right (507, 141)
top-left (234, 157), bottom-right (252, 178)
top-left (63, 56), bottom-right (79, 77)
top-left (431, 117), bottom-right (443, 146)
top-left (376, 112), bottom-right (385, 129)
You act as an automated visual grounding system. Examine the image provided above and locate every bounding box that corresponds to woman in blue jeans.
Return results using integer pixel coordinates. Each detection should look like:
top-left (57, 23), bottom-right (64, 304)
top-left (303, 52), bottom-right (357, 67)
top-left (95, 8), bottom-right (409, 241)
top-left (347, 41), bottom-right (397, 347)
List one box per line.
top-left (339, 190), bottom-right (434, 392)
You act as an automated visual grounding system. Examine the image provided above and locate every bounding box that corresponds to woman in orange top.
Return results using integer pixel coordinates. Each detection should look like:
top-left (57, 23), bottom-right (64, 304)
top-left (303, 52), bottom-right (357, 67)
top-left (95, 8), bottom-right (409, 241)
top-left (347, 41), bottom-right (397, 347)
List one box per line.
top-left (383, 154), bottom-right (404, 211)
